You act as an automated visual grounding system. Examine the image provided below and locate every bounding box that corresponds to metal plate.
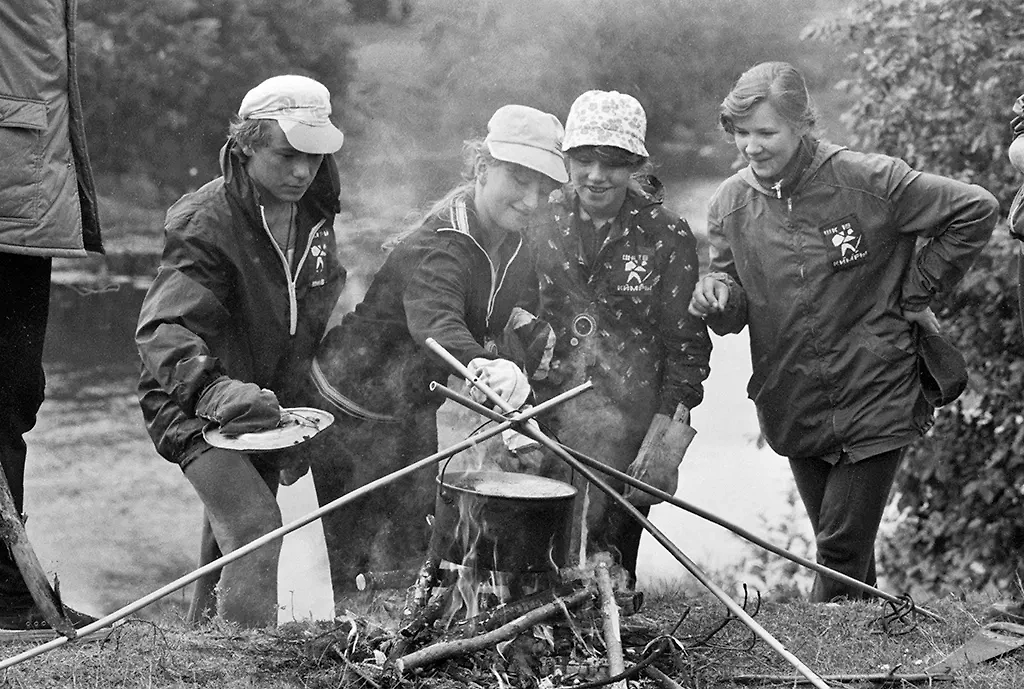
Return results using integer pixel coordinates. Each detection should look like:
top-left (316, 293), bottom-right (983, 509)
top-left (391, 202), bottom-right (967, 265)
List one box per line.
top-left (203, 407), bottom-right (334, 453)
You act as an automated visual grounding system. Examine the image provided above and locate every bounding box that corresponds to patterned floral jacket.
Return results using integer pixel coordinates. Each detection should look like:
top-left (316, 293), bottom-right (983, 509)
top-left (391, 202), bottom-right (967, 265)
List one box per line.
top-left (528, 176), bottom-right (711, 421)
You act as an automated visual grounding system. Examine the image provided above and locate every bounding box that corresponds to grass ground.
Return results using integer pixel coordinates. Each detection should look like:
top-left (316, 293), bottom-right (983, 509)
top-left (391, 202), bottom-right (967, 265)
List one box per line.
top-left (1, 587), bottom-right (1022, 688)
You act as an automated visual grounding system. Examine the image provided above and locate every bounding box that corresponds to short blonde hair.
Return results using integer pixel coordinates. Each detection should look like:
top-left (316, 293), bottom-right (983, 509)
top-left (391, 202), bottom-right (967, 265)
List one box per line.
top-left (719, 61), bottom-right (817, 136)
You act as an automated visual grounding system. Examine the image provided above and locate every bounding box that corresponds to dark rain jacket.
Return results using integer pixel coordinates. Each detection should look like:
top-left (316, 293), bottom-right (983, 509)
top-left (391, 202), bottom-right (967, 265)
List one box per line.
top-left (705, 140), bottom-right (998, 462)
top-left (0, 0), bottom-right (102, 256)
top-left (311, 196), bottom-right (537, 421)
top-left (529, 178), bottom-right (712, 423)
top-left (136, 142), bottom-right (345, 465)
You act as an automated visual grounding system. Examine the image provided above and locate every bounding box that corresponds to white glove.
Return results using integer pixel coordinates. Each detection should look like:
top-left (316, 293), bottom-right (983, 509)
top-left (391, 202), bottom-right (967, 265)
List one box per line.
top-left (467, 357), bottom-right (530, 409)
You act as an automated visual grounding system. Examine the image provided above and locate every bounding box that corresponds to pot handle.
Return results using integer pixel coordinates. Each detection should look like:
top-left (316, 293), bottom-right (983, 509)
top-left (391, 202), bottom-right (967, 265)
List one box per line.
top-left (437, 455), bottom-right (456, 503)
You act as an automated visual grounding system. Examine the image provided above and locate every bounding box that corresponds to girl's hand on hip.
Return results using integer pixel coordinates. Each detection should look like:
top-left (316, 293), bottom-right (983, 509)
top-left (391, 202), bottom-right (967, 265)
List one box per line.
top-left (904, 306), bottom-right (940, 334)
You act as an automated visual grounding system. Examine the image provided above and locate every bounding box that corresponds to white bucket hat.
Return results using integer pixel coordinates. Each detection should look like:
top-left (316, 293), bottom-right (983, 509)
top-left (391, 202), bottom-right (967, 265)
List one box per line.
top-left (485, 105), bottom-right (569, 184)
top-left (562, 90), bottom-right (649, 157)
top-left (238, 75), bottom-right (345, 155)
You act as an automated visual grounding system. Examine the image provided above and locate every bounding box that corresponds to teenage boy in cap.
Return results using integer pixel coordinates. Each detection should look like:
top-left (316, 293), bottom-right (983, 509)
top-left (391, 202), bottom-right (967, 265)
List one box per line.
top-left (526, 90), bottom-right (712, 587)
top-left (308, 104), bottom-right (567, 600)
top-left (135, 74), bottom-right (346, 627)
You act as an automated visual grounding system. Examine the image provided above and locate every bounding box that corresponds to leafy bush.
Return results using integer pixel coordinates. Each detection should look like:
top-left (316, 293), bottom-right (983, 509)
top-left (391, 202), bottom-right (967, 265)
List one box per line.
top-left (819, 0), bottom-right (1024, 596)
top-left (76, 0), bottom-right (354, 201)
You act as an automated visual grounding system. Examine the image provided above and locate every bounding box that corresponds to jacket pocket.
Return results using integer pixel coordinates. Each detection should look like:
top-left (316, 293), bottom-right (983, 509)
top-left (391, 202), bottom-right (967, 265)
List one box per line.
top-left (0, 95), bottom-right (47, 224)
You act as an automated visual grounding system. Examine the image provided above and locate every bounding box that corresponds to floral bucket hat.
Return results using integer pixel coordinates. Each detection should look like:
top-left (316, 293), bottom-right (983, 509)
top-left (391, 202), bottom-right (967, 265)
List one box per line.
top-left (562, 90), bottom-right (649, 157)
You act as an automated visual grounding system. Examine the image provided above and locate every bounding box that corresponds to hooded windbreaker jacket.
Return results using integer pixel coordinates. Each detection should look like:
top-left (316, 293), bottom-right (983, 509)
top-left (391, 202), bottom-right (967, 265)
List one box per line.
top-left (136, 142), bottom-right (345, 465)
top-left (311, 196), bottom-right (538, 421)
top-left (0, 0), bottom-right (102, 256)
top-left (705, 141), bottom-right (997, 462)
top-left (530, 178), bottom-right (712, 421)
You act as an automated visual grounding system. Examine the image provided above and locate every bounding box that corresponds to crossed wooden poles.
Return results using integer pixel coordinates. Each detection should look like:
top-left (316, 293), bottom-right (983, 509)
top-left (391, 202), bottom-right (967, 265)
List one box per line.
top-left (0, 338), bottom-right (941, 684)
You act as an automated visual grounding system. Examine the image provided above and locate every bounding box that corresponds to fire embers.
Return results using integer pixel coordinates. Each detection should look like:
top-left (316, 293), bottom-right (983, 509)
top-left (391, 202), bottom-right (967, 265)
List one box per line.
top-left (366, 550), bottom-right (648, 686)
top-left (332, 470), bottom-right (654, 686)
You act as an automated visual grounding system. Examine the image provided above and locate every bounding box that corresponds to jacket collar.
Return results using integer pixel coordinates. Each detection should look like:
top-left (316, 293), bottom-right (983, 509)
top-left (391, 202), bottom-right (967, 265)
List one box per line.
top-left (739, 139), bottom-right (846, 198)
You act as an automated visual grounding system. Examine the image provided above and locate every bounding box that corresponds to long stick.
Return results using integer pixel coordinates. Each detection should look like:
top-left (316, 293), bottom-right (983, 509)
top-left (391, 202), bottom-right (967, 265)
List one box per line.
top-left (430, 379), bottom-right (943, 623)
top-left (0, 381), bottom-right (594, 670)
top-left (424, 338), bottom-right (833, 689)
top-left (731, 673), bottom-right (954, 685)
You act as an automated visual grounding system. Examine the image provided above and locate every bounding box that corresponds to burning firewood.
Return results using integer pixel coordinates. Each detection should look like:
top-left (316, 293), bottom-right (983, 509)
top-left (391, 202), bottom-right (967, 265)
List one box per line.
top-left (394, 585), bottom-right (595, 674)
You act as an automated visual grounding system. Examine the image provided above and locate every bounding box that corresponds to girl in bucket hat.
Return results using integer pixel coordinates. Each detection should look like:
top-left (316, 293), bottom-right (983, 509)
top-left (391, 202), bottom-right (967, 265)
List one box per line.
top-left (525, 90), bottom-right (712, 587)
top-left (307, 105), bottom-right (567, 600)
top-left (689, 61), bottom-right (997, 602)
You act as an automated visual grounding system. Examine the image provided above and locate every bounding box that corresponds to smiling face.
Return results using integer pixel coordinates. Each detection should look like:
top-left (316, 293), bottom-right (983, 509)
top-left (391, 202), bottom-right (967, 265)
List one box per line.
top-left (475, 161), bottom-right (560, 235)
top-left (731, 100), bottom-right (804, 181)
top-left (567, 151), bottom-right (635, 222)
top-left (243, 120), bottom-right (324, 206)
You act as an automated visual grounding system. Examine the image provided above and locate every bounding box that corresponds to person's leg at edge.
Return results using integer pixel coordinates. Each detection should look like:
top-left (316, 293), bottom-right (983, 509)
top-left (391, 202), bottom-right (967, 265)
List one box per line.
top-left (0, 255), bottom-right (52, 618)
top-left (183, 447), bottom-right (282, 627)
top-left (790, 449), bottom-right (903, 602)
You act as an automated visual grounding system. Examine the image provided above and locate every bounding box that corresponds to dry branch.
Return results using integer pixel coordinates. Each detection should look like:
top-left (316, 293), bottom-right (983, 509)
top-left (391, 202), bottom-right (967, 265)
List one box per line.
top-left (596, 563), bottom-right (625, 689)
top-left (395, 586), bottom-right (594, 673)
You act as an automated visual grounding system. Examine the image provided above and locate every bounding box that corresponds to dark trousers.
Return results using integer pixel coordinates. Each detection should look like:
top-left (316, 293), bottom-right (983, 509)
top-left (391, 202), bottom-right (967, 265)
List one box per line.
top-left (0, 254), bottom-right (52, 608)
top-left (789, 448), bottom-right (903, 602)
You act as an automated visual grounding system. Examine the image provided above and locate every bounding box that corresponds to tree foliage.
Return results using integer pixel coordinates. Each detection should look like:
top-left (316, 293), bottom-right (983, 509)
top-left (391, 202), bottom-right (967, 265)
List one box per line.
top-left (819, 0), bottom-right (1024, 596)
top-left (76, 0), bottom-right (354, 200)
top-left (409, 0), bottom-right (838, 176)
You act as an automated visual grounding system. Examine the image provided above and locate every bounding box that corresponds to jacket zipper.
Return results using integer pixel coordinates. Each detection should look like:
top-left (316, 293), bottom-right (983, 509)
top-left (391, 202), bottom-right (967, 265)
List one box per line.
top-left (260, 207), bottom-right (326, 336)
top-left (446, 198), bottom-right (521, 330)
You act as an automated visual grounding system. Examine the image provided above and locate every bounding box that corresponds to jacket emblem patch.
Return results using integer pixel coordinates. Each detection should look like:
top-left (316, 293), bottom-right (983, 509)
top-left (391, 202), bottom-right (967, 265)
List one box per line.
top-left (615, 251), bottom-right (654, 293)
top-left (819, 215), bottom-right (868, 270)
top-left (309, 227), bottom-right (330, 287)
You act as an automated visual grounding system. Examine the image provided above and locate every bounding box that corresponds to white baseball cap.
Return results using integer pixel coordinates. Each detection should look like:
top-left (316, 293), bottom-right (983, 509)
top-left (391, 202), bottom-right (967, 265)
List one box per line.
top-left (485, 105), bottom-right (569, 184)
top-left (238, 75), bottom-right (344, 154)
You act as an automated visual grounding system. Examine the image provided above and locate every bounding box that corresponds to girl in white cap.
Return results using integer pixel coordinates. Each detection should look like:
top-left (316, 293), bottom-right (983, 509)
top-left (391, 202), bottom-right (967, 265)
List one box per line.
top-left (527, 90), bottom-right (712, 588)
top-left (308, 105), bottom-right (567, 600)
